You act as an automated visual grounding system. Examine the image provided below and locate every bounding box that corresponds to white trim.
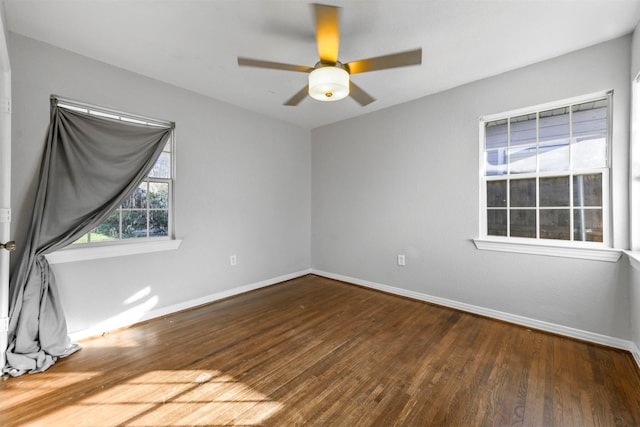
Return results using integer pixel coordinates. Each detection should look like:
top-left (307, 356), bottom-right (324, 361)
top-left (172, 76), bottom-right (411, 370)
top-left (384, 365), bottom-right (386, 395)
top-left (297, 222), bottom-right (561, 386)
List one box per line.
top-left (45, 239), bottom-right (182, 264)
top-left (68, 269), bottom-right (312, 341)
top-left (473, 238), bottom-right (622, 262)
top-left (311, 269), bottom-right (636, 353)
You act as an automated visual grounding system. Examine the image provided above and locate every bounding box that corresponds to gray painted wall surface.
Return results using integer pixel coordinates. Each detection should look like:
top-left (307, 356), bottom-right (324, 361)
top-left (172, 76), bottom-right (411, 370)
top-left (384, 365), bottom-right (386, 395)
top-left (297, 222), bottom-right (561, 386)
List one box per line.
top-left (312, 36), bottom-right (632, 340)
top-left (8, 33), bottom-right (311, 335)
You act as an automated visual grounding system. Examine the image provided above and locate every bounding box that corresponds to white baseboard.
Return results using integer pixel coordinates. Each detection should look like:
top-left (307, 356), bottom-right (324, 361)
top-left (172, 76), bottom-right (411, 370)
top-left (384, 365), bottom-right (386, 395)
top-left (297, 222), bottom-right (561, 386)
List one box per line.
top-left (69, 269), bottom-right (312, 341)
top-left (311, 269), bottom-right (639, 359)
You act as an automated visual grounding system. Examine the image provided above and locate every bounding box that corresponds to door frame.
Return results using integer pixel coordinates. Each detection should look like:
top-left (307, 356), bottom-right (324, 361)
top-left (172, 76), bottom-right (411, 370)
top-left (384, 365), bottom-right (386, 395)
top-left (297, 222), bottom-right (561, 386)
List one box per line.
top-left (0, 4), bottom-right (12, 370)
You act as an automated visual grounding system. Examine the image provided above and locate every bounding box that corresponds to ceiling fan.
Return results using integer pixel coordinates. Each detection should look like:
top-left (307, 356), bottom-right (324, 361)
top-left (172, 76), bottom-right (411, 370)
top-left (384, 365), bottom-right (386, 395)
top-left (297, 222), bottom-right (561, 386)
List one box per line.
top-left (237, 3), bottom-right (422, 106)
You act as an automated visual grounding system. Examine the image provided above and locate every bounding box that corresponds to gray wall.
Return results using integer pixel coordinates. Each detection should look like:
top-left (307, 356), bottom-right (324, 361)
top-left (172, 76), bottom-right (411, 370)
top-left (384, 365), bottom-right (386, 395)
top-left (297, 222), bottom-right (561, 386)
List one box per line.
top-left (312, 36), bottom-right (632, 340)
top-left (9, 33), bottom-right (311, 335)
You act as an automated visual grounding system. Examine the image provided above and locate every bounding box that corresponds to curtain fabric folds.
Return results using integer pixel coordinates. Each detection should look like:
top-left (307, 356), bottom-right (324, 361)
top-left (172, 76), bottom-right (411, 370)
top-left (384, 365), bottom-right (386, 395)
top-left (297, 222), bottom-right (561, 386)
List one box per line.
top-left (4, 101), bottom-right (173, 376)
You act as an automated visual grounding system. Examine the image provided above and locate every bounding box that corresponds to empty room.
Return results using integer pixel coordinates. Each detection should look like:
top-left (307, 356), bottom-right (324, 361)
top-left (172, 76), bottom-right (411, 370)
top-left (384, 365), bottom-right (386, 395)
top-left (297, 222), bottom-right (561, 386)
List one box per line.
top-left (1, 0), bottom-right (640, 425)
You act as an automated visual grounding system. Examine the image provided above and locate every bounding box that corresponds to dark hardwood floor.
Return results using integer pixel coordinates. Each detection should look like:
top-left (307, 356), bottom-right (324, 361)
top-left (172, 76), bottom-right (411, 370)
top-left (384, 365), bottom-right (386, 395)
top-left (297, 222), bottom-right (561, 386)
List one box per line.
top-left (1, 274), bottom-right (639, 426)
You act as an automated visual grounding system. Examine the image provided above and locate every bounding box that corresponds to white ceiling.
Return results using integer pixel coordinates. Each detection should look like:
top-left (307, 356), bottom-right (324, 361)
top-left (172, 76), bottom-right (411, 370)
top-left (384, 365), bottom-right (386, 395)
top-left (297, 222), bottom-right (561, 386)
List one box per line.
top-left (3, 0), bottom-right (640, 129)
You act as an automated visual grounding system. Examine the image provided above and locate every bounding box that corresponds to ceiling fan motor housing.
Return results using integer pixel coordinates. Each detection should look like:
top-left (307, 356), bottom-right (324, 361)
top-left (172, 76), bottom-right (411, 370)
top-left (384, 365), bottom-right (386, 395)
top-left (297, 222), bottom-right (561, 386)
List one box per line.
top-left (308, 63), bottom-right (350, 101)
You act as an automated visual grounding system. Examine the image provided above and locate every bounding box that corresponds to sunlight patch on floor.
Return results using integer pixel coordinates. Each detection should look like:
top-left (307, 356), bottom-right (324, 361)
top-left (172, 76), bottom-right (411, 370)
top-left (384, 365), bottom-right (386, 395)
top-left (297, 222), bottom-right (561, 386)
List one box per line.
top-left (0, 372), bottom-right (102, 409)
top-left (81, 333), bottom-right (146, 348)
top-left (25, 370), bottom-right (283, 426)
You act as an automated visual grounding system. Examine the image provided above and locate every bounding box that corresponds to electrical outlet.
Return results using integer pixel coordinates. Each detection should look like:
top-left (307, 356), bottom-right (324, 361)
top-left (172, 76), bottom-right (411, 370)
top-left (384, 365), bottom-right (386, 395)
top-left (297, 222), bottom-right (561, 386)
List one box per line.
top-left (230, 255), bottom-right (237, 266)
top-left (397, 254), bottom-right (406, 266)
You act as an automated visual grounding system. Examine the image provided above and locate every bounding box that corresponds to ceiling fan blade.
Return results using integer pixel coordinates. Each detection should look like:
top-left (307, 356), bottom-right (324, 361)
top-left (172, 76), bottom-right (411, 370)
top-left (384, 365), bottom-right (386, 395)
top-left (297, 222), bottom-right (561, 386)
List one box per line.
top-left (284, 85), bottom-right (309, 106)
top-left (314, 3), bottom-right (340, 63)
top-left (349, 81), bottom-right (375, 106)
top-left (346, 48), bottom-right (422, 75)
top-left (238, 57), bottom-right (314, 73)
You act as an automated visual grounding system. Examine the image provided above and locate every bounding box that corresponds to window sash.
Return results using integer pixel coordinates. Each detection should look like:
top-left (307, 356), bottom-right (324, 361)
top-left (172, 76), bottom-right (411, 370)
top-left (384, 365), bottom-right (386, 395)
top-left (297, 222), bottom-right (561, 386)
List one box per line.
top-left (482, 170), bottom-right (609, 244)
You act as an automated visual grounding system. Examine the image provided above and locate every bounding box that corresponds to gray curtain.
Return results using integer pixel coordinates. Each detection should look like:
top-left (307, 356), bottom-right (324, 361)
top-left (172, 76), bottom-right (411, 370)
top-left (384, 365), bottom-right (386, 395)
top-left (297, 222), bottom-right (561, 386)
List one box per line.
top-left (4, 100), bottom-right (173, 376)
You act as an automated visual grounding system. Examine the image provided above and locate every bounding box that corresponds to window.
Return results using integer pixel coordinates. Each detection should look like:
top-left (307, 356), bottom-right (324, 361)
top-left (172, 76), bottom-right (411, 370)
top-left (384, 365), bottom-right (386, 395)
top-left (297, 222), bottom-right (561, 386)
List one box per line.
top-left (480, 92), bottom-right (611, 247)
top-left (55, 99), bottom-right (174, 245)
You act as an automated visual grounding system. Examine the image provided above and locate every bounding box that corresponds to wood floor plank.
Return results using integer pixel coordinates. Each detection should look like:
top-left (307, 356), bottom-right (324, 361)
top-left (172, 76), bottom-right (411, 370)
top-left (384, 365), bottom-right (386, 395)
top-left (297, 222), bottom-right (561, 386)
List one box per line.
top-left (1, 274), bottom-right (639, 426)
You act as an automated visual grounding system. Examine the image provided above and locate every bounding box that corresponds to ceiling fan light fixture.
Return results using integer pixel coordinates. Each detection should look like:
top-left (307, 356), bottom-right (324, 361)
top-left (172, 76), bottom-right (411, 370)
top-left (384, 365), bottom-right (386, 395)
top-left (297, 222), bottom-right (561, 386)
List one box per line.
top-left (308, 66), bottom-right (349, 102)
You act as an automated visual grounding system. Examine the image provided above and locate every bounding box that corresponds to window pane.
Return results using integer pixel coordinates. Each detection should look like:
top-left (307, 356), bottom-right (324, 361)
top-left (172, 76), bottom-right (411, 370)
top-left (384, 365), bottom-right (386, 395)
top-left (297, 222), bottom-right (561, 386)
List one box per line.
top-left (509, 144), bottom-right (536, 174)
top-left (149, 182), bottom-right (169, 209)
top-left (539, 141), bottom-right (569, 172)
top-left (75, 217), bottom-right (120, 243)
top-left (510, 114), bottom-right (537, 146)
top-left (149, 152), bottom-right (171, 178)
top-left (487, 210), bottom-right (507, 236)
top-left (122, 210), bottom-right (148, 238)
top-left (487, 180), bottom-right (507, 207)
top-left (510, 178), bottom-right (536, 207)
top-left (572, 100), bottom-right (608, 136)
top-left (88, 230), bottom-right (118, 242)
top-left (150, 210), bottom-right (169, 237)
top-left (92, 210), bottom-right (120, 240)
top-left (539, 176), bottom-right (569, 207)
top-left (573, 174), bottom-right (602, 207)
top-left (123, 183), bottom-right (147, 209)
top-left (540, 107), bottom-right (570, 172)
top-left (510, 209), bottom-right (536, 238)
top-left (539, 107), bottom-right (570, 142)
top-left (574, 209), bottom-right (603, 242)
top-left (572, 100), bottom-right (608, 169)
top-left (485, 119), bottom-right (508, 149)
top-left (572, 136), bottom-right (607, 170)
top-left (540, 209), bottom-right (570, 240)
top-left (486, 148), bottom-right (507, 176)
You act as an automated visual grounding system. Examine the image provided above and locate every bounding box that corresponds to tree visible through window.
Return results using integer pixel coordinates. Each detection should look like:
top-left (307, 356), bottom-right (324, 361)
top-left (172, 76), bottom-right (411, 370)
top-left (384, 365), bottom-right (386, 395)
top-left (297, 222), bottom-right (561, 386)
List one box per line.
top-left (480, 93), bottom-right (610, 244)
top-left (55, 100), bottom-right (174, 244)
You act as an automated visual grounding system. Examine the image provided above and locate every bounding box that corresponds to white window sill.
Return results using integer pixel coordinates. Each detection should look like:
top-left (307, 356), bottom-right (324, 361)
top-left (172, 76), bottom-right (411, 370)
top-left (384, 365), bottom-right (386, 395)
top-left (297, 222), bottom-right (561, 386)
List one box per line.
top-left (473, 238), bottom-right (622, 262)
top-left (45, 239), bottom-right (182, 264)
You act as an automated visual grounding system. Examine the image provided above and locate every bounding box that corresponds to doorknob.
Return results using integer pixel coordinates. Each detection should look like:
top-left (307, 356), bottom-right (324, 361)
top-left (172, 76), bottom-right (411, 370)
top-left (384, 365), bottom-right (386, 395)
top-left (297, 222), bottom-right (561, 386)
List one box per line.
top-left (0, 241), bottom-right (16, 251)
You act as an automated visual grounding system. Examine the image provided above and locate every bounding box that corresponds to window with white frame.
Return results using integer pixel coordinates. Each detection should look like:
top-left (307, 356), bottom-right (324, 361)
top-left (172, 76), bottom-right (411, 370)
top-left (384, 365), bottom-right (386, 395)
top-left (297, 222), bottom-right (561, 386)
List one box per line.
top-left (480, 92), bottom-right (611, 246)
top-left (55, 99), bottom-right (175, 245)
